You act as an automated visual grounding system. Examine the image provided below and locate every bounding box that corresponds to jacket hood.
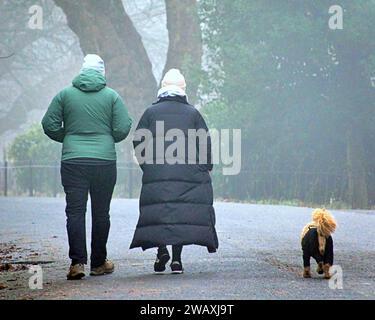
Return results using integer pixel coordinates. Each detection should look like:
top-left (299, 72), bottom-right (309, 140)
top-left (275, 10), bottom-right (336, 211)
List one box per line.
top-left (72, 69), bottom-right (106, 92)
top-left (153, 95), bottom-right (190, 106)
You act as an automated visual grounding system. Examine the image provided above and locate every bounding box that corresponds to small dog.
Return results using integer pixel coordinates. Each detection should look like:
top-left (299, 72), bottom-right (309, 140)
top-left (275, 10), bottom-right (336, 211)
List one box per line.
top-left (301, 208), bottom-right (337, 279)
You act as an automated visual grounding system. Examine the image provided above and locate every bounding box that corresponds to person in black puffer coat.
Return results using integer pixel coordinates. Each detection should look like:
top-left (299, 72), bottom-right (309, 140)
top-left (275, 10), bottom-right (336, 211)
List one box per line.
top-left (130, 69), bottom-right (218, 274)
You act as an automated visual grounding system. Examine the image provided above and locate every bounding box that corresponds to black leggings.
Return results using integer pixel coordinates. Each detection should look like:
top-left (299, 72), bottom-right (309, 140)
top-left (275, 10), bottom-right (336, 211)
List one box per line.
top-left (158, 245), bottom-right (183, 262)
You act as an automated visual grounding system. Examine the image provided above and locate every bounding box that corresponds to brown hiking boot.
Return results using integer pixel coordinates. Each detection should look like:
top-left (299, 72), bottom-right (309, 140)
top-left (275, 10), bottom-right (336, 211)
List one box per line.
top-left (90, 259), bottom-right (115, 276)
top-left (303, 266), bottom-right (311, 278)
top-left (323, 264), bottom-right (331, 279)
top-left (67, 264), bottom-right (85, 280)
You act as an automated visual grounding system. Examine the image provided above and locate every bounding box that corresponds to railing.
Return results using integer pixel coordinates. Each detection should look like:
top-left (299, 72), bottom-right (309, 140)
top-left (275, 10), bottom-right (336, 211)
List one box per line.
top-left (0, 161), bottom-right (365, 208)
top-left (0, 161), bottom-right (142, 198)
top-left (211, 169), bottom-right (351, 207)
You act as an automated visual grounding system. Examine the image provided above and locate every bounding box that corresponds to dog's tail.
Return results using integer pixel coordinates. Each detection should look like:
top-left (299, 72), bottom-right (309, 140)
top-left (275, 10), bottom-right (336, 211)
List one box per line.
top-left (312, 208), bottom-right (337, 238)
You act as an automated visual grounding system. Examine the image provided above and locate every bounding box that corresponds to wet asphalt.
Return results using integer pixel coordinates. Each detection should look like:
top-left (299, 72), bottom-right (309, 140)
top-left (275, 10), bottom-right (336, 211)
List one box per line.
top-left (0, 197), bottom-right (374, 300)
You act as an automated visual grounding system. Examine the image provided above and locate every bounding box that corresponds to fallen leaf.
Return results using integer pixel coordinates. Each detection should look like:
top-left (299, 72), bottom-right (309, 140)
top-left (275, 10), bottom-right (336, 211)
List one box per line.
top-left (0, 283), bottom-right (8, 290)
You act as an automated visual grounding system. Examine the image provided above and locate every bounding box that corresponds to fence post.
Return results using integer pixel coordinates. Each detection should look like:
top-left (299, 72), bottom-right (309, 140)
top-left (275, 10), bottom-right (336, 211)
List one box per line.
top-left (53, 162), bottom-right (58, 197)
top-left (4, 160), bottom-right (7, 197)
top-left (128, 166), bottom-right (133, 199)
top-left (29, 160), bottom-right (34, 197)
top-left (3, 148), bottom-right (7, 196)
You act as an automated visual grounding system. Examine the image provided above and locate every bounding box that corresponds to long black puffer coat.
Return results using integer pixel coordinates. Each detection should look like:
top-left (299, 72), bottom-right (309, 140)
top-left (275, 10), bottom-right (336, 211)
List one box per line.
top-left (130, 96), bottom-right (219, 253)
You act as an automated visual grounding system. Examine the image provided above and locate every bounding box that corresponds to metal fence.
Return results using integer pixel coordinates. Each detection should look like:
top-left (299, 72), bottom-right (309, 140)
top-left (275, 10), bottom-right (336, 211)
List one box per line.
top-left (0, 161), bottom-right (142, 198)
top-left (212, 169), bottom-right (351, 207)
top-left (0, 161), bottom-right (363, 208)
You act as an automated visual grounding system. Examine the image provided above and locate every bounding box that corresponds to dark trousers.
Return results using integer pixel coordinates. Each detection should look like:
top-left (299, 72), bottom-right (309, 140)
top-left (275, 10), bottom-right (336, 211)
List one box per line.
top-left (61, 161), bottom-right (116, 268)
top-left (158, 245), bottom-right (183, 262)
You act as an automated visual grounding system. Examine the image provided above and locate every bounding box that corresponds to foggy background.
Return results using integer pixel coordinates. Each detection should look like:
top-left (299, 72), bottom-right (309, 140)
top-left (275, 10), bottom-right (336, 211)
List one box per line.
top-left (0, 0), bottom-right (374, 209)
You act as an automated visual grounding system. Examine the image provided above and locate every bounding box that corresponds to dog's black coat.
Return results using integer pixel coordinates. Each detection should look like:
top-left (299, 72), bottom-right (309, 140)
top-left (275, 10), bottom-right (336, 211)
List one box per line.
top-left (301, 227), bottom-right (334, 267)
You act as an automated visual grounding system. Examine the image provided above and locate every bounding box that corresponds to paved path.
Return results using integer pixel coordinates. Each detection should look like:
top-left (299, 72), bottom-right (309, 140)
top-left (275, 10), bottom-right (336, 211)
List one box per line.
top-left (0, 197), bottom-right (374, 300)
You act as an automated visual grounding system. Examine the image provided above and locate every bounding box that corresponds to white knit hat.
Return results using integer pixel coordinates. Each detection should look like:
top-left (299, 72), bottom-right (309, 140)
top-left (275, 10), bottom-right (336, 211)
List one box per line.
top-left (81, 54), bottom-right (105, 75)
top-left (161, 68), bottom-right (186, 90)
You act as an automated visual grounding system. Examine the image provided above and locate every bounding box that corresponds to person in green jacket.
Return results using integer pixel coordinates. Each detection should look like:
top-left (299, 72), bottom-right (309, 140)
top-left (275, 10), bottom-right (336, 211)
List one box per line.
top-left (42, 54), bottom-right (132, 280)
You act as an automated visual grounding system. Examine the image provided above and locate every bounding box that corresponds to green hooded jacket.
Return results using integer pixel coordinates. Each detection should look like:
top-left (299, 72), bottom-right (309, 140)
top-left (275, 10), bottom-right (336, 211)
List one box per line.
top-left (42, 69), bottom-right (133, 161)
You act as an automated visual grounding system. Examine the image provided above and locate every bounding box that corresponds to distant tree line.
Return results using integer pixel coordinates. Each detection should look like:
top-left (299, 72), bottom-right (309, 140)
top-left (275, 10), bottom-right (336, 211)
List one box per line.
top-left (3, 0), bottom-right (375, 209)
top-left (200, 0), bottom-right (375, 209)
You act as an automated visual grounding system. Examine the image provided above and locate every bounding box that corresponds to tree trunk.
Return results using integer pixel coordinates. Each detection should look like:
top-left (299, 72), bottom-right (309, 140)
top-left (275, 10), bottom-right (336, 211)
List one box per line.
top-left (163, 0), bottom-right (203, 103)
top-left (346, 125), bottom-right (368, 209)
top-left (54, 0), bottom-right (157, 119)
top-left (0, 64), bottom-right (79, 135)
top-left (334, 45), bottom-right (370, 209)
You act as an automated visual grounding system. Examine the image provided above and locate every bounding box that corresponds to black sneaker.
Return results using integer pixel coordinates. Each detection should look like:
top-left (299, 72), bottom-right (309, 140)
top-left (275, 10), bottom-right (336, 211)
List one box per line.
top-left (154, 253), bottom-right (170, 274)
top-left (170, 261), bottom-right (184, 274)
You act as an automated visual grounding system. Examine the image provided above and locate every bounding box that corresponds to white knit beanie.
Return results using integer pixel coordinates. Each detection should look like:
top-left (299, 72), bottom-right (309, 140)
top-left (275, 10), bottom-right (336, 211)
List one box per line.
top-left (161, 68), bottom-right (186, 90)
top-left (81, 54), bottom-right (105, 75)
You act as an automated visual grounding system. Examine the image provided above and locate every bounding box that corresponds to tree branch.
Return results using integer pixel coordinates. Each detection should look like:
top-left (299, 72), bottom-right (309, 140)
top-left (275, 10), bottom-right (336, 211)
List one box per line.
top-left (163, 0), bottom-right (203, 103)
top-left (54, 0), bottom-right (157, 118)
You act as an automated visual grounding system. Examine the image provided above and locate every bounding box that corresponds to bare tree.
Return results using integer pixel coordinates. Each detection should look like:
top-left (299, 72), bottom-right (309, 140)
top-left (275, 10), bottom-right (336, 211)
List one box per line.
top-left (0, 0), bottom-right (204, 137)
top-left (163, 0), bottom-right (202, 102)
top-left (53, 0), bottom-right (158, 119)
top-left (0, 0), bottom-right (81, 135)
top-left (54, 0), bottom-right (203, 111)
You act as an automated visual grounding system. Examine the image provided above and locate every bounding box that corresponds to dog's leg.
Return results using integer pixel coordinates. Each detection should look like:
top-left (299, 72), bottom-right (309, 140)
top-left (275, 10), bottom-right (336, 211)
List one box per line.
top-left (323, 264), bottom-right (331, 279)
top-left (302, 253), bottom-right (311, 278)
top-left (316, 262), bottom-right (324, 275)
top-left (303, 266), bottom-right (311, 278)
